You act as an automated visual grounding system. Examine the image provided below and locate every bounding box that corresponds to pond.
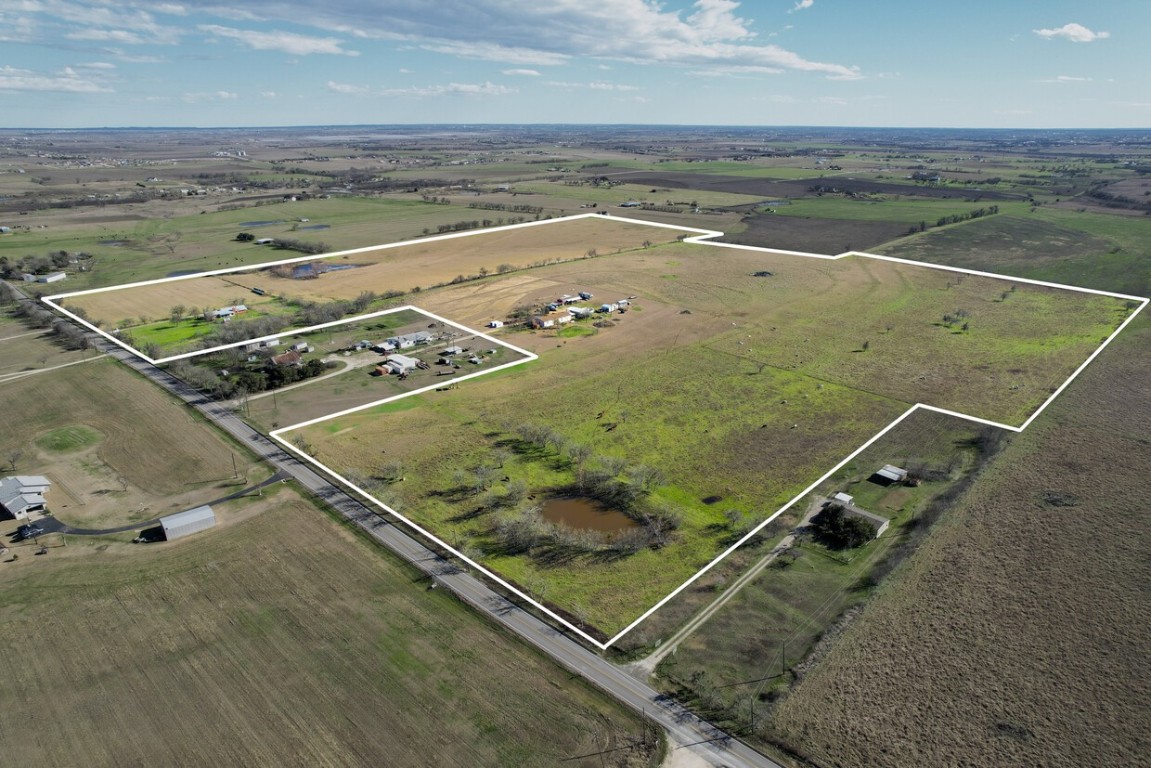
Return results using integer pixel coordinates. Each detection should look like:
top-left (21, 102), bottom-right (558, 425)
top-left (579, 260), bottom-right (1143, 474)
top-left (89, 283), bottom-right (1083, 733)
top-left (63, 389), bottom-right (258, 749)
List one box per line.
top-left (291, 262), bottom-right (359, 279)
top-left (540, 496), bottom-right (638, 535)
top-left (239, 220), bottom-right (282, 227)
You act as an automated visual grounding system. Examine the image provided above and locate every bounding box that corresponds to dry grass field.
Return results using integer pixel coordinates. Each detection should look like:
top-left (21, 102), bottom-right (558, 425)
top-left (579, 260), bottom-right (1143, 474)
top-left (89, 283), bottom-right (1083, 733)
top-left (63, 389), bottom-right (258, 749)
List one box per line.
top-left (0, 315), bottom-right (91, 380)
top-left (0, 355), bottom-right (265, 529)
top-left (766, 316), bottom-right (1151, 768)
top-left (0, 488), bottom-right (660, 767)
top-left (286, 235), bottom-right (1128, 637)
top-left (62, 276), bottom-right (281, 329)
top-left (65, 216), bottom-right (680, 333)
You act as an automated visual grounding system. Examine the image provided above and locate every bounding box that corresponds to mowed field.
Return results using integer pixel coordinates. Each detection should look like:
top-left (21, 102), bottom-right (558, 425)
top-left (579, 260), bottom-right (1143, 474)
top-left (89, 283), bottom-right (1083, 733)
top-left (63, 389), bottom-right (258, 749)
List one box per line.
top-left (0, 489), bottom-right (659, 767)
top-left (0, 354), bottom-right (265, 529)
top-left (767, 315), bottom-right (1151, 768)
top-left (64, 216), bottom-right (680, 335)
top-left (289, 236), bottom-right (1129, 637)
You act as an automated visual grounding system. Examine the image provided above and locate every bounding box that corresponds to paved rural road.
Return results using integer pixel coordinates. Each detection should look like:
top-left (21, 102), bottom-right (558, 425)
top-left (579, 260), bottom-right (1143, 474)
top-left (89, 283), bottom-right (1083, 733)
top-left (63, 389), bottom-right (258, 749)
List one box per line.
top-left (96, 344), bottom-right (784, 768)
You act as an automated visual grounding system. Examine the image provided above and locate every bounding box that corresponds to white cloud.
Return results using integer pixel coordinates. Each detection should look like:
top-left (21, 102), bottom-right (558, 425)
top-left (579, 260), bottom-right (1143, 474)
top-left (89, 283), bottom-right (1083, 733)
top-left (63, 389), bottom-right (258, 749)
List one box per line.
top-left (502, 68), bottom-right (541, 76)
top-left (790, 0), bottom-right (814, 12)
top-left (154, 3), bottom-right (187, 15)
top-left (689, 64), bottom-right (783, 77)
top-left (546, 80), bottom-right (639, 91)
top-left (100, 47), bottom-right (165, 64)
top-left (174, 0), bottom-right (860, 78)
top-left (199, 24), bottom-right (359, 55)
top-left (260, 90), bottom-right (277, 97)
top-left (78, 61), bottom-right (116, 69)
top-left (66, 28), bottom-right (146, 44)
top-left (1033, 23), bottom-right (1110, 43)
top-left (182, 90), bottom-right (239, 103)
top-left (0, 64), bottom-right (112, 93)
top-left (327, 80), bottom-right (515, 98)
top-left (421, 41), bottom-right (569, 66)
top-left (326, 80), bottom-right (370, 95)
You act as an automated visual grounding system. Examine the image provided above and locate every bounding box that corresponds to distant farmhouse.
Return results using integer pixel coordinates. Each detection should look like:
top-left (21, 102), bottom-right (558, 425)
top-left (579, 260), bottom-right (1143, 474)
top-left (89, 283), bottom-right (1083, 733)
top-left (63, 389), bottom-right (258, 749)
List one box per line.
top-left (0, 475), bottom-right (51, 520)
top-left (375, 331), bottom-right (434, 351)
top-left (825, 492), bottom-right (890, 539)
top-left (212, 304), bottom-right (248, 320)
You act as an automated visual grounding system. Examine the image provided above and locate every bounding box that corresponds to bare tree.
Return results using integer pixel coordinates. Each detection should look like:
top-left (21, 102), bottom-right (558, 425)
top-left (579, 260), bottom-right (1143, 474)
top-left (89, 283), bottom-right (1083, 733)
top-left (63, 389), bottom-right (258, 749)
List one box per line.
top-left (7, 448), bottom-right (22, 471)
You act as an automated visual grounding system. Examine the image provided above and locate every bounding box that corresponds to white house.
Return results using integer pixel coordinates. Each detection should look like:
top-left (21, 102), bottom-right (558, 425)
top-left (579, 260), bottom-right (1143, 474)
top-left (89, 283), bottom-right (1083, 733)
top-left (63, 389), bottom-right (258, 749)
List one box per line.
top-left (213, 304), bottom-right (248, 319)
top-left (0, 475), bottom-right (51, 520)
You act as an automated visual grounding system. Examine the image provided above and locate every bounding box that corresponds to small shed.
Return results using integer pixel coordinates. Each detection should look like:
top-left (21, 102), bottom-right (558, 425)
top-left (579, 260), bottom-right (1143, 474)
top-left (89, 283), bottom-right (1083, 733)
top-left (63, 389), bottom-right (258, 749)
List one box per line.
top-left (832, 491), bottom-right (854, 505)
top-left (161, 505), bottom-right (216, 541)
top-left (486, 320), bottom-right (503, 329)
top-left (37, 272), bottom-right (67, 283)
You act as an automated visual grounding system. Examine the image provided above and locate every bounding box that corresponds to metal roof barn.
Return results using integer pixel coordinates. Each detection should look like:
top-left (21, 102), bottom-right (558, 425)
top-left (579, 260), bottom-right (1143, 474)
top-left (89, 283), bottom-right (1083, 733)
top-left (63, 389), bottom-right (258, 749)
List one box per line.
top-left (160, 505), bottom-right (216, 541)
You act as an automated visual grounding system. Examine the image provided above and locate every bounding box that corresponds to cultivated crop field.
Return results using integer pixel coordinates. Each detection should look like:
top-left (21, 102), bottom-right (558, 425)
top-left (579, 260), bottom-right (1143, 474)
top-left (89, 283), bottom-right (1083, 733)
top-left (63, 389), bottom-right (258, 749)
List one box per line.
top-left (0, 488), bottom-right (659, 767)
top-left (0, 355), bottom-right (265, 530)
top-left (282, 221), bottom-right (1129, 639)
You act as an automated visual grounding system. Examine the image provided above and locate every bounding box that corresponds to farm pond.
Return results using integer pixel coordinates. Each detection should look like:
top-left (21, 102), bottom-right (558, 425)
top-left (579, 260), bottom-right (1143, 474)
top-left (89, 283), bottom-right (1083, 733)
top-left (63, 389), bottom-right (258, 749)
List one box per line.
top-left (540, 497), bottom-right (638, 535)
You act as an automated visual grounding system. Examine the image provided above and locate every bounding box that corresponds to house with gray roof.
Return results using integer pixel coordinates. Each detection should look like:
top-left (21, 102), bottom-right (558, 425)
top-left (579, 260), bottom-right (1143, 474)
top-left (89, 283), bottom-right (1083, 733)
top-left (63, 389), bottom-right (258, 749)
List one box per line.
top-left (0, 475), bottom-right (51, 520)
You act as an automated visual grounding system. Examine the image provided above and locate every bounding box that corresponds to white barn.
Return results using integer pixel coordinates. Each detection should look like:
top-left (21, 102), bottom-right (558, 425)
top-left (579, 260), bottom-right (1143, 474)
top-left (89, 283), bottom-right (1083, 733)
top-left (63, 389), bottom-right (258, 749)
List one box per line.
top-left (160, 505), bottom-right (216, 541)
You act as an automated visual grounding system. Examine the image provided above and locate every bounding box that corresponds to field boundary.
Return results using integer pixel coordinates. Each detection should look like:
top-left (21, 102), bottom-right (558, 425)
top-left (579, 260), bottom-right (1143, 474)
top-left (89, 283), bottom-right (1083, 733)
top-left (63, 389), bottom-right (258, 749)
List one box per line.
top-left (40, 213), bottom-right (1149, 650)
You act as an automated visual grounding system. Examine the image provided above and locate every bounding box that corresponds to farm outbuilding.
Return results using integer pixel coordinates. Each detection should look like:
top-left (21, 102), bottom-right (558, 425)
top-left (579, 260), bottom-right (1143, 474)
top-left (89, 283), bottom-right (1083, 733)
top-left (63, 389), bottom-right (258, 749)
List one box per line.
top-left (160, 505), bottom-right (216, 541)
top-left (37, 272), bottom-right (67, 284)
top-left (382, 354), bottom-right (420, 375)
top-left (486, 320), bottom-right (503, 329)
top-left (873, 464), bottom-right (909, 484)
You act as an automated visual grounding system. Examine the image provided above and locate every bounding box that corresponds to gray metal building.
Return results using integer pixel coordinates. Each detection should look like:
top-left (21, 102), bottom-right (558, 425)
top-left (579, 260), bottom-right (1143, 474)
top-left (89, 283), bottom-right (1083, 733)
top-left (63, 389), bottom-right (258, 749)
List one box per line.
top-left (160, 505), bottom-right (216, 541)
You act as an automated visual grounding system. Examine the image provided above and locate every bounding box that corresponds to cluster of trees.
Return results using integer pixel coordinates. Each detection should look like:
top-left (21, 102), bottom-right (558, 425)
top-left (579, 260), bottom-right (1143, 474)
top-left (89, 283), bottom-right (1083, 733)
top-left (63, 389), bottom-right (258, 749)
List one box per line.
top-left (941, 308), bottom-right (971, 330)
top-left (466, 202), bottom-right (544, 214)
top-left (0, 250), bottom-right (89, 279)
top-left (424, 216), bottom-right (534, 235)
top-left (271, 237), bottom-right (328, 255)
top-left (231, 357), bottom-right (328, 394)
top-left (202, 315), bottom-right (290, 347)
top-left (808, 503), bottom-right (873, 550)
top-left (169, 354), bottom-right (331, 399)
top-left (934, 205), bottom-right (999, 228)
top-left (5, 297), bottom-right (90, 350)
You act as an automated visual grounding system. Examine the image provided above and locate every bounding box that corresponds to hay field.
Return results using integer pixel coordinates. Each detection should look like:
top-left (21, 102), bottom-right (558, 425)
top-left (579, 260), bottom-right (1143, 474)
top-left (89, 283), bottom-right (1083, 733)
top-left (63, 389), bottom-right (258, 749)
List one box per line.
top-left (66, 275), bottom-right (279, 329)
top-left (287, 238), bottom-right (1127, 636)
top-left (0, 357), bottom-right (264, 529)
top-left (65, 216), bottom-right (679, 331)
top-left (0, 490), bottom-right (659, 768)
top-left (767, 318), bottom-right (1151, 768)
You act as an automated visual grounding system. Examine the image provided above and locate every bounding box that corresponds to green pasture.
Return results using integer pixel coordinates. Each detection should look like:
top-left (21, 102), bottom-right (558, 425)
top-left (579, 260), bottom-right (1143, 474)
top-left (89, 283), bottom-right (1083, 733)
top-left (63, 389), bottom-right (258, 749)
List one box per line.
top-left (657, 410), bottom-right (992, 737)
top-left (878, 207), bottom-right (1151, 296)
top-left (35, 424), bottom-right (103, 453)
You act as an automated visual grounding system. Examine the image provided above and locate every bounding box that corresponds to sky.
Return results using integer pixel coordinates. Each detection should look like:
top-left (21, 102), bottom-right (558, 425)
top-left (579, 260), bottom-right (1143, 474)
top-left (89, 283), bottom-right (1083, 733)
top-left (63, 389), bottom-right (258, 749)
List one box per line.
top-left (0, 0), bottom-right (1147, 129)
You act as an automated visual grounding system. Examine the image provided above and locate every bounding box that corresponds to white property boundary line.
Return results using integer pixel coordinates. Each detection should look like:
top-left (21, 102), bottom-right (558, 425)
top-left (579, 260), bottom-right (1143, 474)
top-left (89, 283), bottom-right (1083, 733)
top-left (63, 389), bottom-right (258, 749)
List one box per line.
top-left (41, 213), bottom-right (1150, 650)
